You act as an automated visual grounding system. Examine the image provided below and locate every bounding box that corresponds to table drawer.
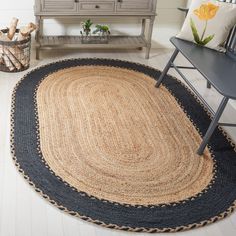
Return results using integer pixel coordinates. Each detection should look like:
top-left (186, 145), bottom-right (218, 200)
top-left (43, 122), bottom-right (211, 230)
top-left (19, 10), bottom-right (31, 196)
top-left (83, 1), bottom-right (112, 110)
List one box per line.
top-left (79, 2), bottom-right (115, 12)
top-left (117, 0), bottom-right (153, 12)
top-left (40, 0), bottom-right (77, 12)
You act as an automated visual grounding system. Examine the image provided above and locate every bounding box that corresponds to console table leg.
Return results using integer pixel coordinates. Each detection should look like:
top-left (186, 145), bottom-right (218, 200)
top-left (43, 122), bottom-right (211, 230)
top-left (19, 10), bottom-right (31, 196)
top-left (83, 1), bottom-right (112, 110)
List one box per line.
top-left (35, 16), bottom-right (43, 60)
top-left (141, 19), bottom-right (146, 36)
top-left (197, 96), bottom-right (229, 155)
top-left (145, 47), bottom-right (150, 59)
top-left (138, 19), bottom-right (146, 50)
top-left (145, 16), bottom-right (155, 59)
top-left (35, 16), bottom-right (40, 42)
top-left (36, 47), bottom-right (40, 60)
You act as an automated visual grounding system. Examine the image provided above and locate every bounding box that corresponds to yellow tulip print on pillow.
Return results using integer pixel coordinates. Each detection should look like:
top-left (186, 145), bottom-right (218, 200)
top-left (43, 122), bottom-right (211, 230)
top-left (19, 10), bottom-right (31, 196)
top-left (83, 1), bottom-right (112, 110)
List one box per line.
top-left (194, 2), bottom-right (219, 20)
top-left (190, 2), bottom-right (219, 46)
top-left (177, 0), bottom-right (236, 50)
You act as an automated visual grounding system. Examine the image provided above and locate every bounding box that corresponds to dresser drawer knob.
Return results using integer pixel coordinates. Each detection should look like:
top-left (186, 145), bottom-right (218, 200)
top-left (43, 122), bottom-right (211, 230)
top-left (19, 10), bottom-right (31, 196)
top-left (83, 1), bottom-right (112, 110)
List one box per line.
top-left (95, 5), bottom-right (100, 9)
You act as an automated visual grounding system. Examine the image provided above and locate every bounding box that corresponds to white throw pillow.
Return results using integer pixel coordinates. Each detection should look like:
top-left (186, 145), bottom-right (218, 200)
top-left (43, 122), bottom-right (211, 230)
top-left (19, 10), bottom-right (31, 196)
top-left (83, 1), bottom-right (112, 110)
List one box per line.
top-left (177, 0), bottom-right (236, 50)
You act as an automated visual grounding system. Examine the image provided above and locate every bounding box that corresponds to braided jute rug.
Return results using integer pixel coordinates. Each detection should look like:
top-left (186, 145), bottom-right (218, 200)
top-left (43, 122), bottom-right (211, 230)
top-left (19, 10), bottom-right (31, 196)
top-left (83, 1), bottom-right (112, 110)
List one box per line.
top-left (11, 58), bottom-right (236, 233)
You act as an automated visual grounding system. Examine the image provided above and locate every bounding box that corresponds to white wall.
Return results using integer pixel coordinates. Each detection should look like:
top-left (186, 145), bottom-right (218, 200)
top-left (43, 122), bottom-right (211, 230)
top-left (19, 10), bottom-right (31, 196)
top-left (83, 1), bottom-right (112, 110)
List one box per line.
top-left (0, 0), bottom-right (187, 48)
top-left (187, 0), bottom-right (192, 7)
top-left (154, 0), bottom-right (187, 47)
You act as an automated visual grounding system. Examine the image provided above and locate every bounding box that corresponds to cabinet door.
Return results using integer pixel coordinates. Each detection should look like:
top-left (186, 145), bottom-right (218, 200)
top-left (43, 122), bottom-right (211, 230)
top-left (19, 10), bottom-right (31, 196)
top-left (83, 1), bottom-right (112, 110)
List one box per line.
top-left (40, 0), bottom-right (77, 13)
top-left (116, 0), bottom-right (153, 12)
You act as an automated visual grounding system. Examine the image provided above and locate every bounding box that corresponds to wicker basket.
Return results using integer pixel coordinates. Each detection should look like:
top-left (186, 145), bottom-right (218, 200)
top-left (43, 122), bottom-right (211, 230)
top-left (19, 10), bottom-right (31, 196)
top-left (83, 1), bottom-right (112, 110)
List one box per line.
top-left (0, 29), bottom-right (31, 73)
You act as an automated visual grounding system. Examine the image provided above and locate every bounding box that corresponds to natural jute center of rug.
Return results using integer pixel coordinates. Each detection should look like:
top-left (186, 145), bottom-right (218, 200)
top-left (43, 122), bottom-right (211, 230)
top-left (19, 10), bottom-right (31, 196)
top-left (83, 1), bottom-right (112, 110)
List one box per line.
top-left (37, 66), bottom-right (213, 205)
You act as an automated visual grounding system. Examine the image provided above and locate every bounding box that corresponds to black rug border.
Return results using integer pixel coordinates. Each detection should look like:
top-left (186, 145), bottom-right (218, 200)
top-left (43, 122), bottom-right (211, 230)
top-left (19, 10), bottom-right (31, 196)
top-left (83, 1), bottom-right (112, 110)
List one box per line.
top-left (10, 58), bottom-right (236, 233)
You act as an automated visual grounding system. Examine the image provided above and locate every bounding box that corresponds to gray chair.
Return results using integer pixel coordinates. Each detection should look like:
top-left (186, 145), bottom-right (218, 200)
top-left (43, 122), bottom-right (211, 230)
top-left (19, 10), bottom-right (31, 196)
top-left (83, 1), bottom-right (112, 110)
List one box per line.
top-left (155, 4), bottom-right (236, 155)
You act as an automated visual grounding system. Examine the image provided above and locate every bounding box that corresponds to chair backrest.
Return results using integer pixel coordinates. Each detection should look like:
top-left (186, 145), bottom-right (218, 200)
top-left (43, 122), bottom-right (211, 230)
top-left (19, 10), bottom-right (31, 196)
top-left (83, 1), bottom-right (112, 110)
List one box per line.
top-left (219, 0), bottom-right (236, 60)
top-left (226, 25), bottom-right (236, 60)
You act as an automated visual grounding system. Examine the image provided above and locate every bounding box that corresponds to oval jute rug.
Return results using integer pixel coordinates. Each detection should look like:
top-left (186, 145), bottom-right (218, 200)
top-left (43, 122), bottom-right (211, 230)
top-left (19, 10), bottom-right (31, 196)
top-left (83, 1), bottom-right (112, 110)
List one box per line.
top-left (11, 58), bottom-right (236, 233)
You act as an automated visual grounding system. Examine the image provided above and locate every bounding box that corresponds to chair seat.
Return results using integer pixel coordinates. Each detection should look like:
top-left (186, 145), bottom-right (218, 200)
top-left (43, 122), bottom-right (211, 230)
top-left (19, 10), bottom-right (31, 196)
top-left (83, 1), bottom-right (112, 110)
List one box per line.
top-left (170, 37), bottom-right (236, 99)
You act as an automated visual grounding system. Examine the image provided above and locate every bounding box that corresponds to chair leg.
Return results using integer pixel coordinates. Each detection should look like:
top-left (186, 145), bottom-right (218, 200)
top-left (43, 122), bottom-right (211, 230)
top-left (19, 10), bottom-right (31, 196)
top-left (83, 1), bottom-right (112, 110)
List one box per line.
top-left (197, 97), bottom-right (229, 155)
top-left (155, 49), bottom-right (179, 88)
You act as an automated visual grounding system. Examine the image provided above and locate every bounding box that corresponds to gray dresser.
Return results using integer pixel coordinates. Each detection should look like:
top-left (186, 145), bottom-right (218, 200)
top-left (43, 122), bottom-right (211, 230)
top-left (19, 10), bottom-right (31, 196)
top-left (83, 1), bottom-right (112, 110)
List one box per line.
top-left (34, 0), bottom-right (157, 59)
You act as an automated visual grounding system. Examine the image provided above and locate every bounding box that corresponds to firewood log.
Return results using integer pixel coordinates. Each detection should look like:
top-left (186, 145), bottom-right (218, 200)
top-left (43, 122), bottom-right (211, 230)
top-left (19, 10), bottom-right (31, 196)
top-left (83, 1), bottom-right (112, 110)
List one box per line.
top-left (0, 42), bottom-right (26, 70)
top-left (0, 51), bottom-right (3, 64)
top-left (0, 45), bottom-right (3, 55)
top-left (0, 34), bottom-right (17, 69)
top-left (2, 54), bottom-right (15, 71)
top-left (0, 45), bottom-right (3, 64)
top-left (0, 31), bottom-right (10, 41)
top-left (3, 47), bottom-right (22, 70)
top-left (7, 17), bottom-right (19, 40)
top-left (0, 21), bottom-right (33, 70)
top-left (0, 31), bottom-right (28, 67)
top-left (9, 46), bottom-right (28, 66)
top-left (0, 45), bottom-right (15, 70)
top-left (18, 22), bottom-right (36, 41)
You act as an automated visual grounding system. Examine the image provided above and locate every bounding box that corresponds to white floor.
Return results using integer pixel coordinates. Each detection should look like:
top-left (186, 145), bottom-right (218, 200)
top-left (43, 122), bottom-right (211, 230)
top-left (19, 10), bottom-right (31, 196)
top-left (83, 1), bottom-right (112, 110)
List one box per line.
top-left (0, 47), bottom-right (236, 236)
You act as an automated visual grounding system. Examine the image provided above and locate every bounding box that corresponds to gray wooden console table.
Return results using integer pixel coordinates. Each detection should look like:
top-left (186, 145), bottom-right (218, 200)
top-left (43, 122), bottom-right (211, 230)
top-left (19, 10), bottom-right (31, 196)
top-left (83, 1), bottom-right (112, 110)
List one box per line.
top-left (34, 0), bottom-right (157, 59)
